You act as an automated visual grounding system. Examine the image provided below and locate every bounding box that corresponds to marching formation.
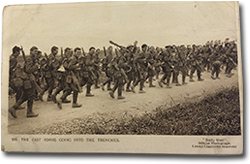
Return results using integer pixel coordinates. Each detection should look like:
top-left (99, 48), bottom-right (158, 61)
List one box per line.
top-left (8, 38), bottom-right (238, 118)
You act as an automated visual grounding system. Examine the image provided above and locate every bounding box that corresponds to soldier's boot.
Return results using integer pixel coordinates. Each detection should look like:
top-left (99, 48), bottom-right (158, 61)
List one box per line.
top-left (109, 91), bottom-right (115, 98)
top-left (126, 81), bottom-right (132, 92)
top-left (131, 85), bottom-right (136, 93)
top-left (158, 80), bottom-right (163, 88)
top-left (198, 78), bottom-right (204, 81)
top-left (182, 76), bottom-right (187, 85)
top-left (216, 72), bottom-right (220, 79)
top-left (117, 87), bottom-right (125, 100)
top-left (149, 77), bottom-right (155, 87)
top-left (176, 83), bottom-right (182, 86)
top-left (17, 106), bottom-right (25, 110)
top-left (72, 92), bottom-right (82, 108)
top-left (107, 82), bottom-right (112, 91)
top-left (189, 76), bottom-right (195, 82)
top-left (101, 83), bottom-right (105, 91)
top-left (62, 98), bottom-right (71, 103)
top-left (95, 79), bottom-right (100, 89)
top-left (57, 99), bottom-right (62, 110)
top-left (37, 92), bottom-right (44, 101)
top-left (166, 84), bottom-right (172, 89)
top-left (47, 95), bottom-right (53, 102)
top-left (86, 85), bottom-right (94, 97)
top-left (117, 96), bottom-right (125, 100)
top-left (26, 100), bottom-right (38, 118)
top-left (8, 107), bottom-right (17, 118)
top-left (139, 90), bottom-right (146, 94)
top-left (51, 94), bottom-right (57, 104)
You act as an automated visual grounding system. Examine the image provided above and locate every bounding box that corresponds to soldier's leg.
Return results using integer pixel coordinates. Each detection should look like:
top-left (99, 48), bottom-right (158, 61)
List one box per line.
top-left (86, 77), bottom-right (94, 97)
top-left (181, 68), bottom-right (187, 85)
top-left (72, 91), bottom-right (82, 108)
top-left (117, 77), bottom-right (125, 99)
top-left (175, 71), bottom-right (181, 86)
top-left (109, 79), bottom-right (118, 98)
top-left (149, 76), bottom-right (155, 87)
top-left (86, 83), bottom-right (94, 97)
top-left (95, 72), bottom-right (100, 88)
top-left (8, 93), bottom-right (27, 118)
top-left (166, 76), bottom-right (172, 88)
top-left (158, 72), bottom-right (167, 87)
top-left (139, 73), bottom-right (146, 93)
top-left (211, 65), bottom-right (216, 79)
top-left (38, 77), bottom-right (50, 101)
top-left (197, 69), bottom-right (204, 81)
top-left (172, 71), bottom-right (176, 83)
top-left (189, 66), bottom-right (196, 82)
top-left (47, 78), bottom-right (55, 101)
top-left (26, 99), bottom-right (38, 118)
top-left (51, 85), bottom-right (63, 103)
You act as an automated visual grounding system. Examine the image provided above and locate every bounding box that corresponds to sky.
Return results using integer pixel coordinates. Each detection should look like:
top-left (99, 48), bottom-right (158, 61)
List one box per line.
top-left (2, 1), bottom-right (239, 54)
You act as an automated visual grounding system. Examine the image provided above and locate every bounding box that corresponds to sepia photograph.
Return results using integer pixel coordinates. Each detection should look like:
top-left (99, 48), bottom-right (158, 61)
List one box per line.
top-left (1, 1), bottom-right (243, 154)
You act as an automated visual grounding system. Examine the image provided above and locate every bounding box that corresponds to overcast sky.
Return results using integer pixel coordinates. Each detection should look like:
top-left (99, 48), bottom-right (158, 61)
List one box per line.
top-left (2, 1), bottom-right (239, 54)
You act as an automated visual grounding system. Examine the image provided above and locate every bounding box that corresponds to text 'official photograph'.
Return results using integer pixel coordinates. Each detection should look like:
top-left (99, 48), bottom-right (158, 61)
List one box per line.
top-left (1, 1), bottom-right (243, 154)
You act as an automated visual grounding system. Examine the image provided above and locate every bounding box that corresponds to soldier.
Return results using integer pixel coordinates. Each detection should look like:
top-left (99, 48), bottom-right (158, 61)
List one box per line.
top-left (131, 44), bottom-right (148, 93)
top-left (81, 47), bottom-right (96, 97)
top-left (93, 48), bottom-right (101, 89)
top-left (154, 47), bottom-right (162, 80)
top-left (109, 48), bottom-right (127, 99)
top-left (189, 45), bottom-right (204, 82)
top-left (38, 46), bottom-right (60, 101)
top-left (225, 42), bottom-right (237, 77)
top-left (59, 47), bottom-right (82, 108)
top-left (145, 46), bottom-right (156, 87)
top-left (210, 47), bottom-right (222, 80)
top-left (101, 46), bottom-right (114, 91)
top-left (158, 47), bottom-right (173, 88)
top-left (9, 46), bottom-right (39, 118)
top-left (51, 48), bottom-right (72, 109)
top-left (124, 42), bottom-right (137, 92)
top-left (9, 46), bottom-right (25, 109)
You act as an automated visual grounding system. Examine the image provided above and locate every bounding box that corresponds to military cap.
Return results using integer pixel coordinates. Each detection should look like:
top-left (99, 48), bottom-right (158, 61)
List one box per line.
top-left (141, 44), bottom-right (147, 49)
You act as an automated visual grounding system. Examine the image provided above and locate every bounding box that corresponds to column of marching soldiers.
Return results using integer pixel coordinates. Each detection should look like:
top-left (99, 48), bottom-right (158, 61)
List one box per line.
top-left (8, 38), bottom-right (237, 118)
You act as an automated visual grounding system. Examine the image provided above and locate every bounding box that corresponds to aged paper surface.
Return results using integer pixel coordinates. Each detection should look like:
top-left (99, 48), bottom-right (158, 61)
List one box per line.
top-left (1, 1), bottom-right (243, 154)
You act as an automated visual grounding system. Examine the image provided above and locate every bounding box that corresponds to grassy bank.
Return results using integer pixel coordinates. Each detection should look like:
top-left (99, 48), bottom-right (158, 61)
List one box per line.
top-left (30, 86), bottom-right (241, 135)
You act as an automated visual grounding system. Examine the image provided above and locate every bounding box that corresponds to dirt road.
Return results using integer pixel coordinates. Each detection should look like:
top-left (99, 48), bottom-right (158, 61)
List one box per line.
top-left (6, 70), bottom-right (239, 134)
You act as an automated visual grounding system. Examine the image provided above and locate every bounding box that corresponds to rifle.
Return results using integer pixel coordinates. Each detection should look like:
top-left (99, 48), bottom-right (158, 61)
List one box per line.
top-left (81, 47), bottom-right (86, 56)
top-left (20, 46), bottom-right (26, 61)
top-left (61, 47), bottom-right (64, 58)
top-left (109, 40), bottom-right (130, 53)
top-left (103, 47), bottom-right (107, 57)
top-left (115, 48), bottom-right (119, 57)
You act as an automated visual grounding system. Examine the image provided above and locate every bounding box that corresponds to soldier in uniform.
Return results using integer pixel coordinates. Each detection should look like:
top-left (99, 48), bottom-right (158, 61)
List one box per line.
top-left (189, 45), bottom-right (204, 82)
top-left (101, 46), bottom-right (114, 91)
top-left (9, 46), bottom-right (25, 109)
top-left (109, 48), bottom-right (127, 99)
top-left (51, 48), bottom-right (72, 109)
top-left (210, 46), bottom-right (222, 79)
top-left (154, 47), bottom-right (162, 80)
top-left (9, 46), bottom-right (39, 118)
top-left (93, 48), bottom-right (101, 89)
top-left (158, 47), bottom-right (173, 88)
top-left (145, 46), bottom-right (156, 87)
top-left (81, 47), bottom-right (96, 97)
top-left (57, 47), bottom-right (82, 108)
top-left (124, 43), bottom-right (137, 92)
top-left (131, 44), bottom-right (148, 93)
top-left (38, 46), bottom-right (61, 101)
